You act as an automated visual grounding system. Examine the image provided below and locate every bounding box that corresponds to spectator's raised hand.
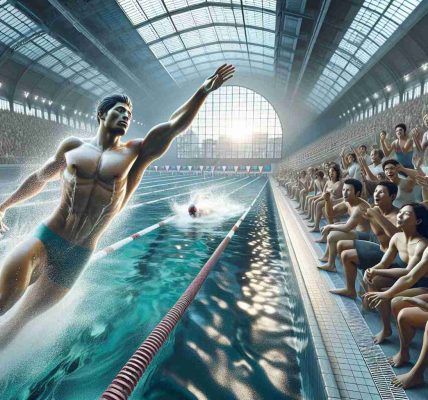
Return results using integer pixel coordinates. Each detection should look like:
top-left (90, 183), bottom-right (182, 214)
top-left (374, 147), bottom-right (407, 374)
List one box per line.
top-left (415, 175), bottom-right (428, 188)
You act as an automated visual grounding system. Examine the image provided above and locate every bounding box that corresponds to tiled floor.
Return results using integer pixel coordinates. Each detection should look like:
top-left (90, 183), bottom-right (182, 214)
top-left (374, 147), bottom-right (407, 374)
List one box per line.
top-left (270, 180), bottom-right (408, 400)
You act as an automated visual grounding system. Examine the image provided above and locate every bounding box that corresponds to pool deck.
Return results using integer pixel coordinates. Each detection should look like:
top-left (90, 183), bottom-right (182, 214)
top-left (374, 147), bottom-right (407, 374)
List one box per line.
top-left (270, 178), bottom-right (418, 400)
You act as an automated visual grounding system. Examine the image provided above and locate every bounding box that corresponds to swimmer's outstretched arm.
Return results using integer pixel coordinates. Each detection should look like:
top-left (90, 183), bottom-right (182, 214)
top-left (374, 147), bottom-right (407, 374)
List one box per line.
top-left (0, 137), bottom-right (81, 228)
top-left (138, 64), bottom-right (235, 163)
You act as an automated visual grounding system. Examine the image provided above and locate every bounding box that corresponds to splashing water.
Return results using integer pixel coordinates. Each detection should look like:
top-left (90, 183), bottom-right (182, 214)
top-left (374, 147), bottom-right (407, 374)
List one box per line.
top-left (171, 189), bottom-right (245, 228)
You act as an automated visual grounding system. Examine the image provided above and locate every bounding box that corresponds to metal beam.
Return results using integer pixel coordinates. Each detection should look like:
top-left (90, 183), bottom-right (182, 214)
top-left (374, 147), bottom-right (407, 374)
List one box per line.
top-left (320, 0), bottom-right (428, 116)
top-left (156, 39), bottom-right (274, 60)
top-left (134, 1), bottom-right (313, 30)
top-left (290, 0), bottom-right (332, 100)
top-left (148, 22), bottom-right (278, 47)
top-left (46, 0), bottom-right (148, 94)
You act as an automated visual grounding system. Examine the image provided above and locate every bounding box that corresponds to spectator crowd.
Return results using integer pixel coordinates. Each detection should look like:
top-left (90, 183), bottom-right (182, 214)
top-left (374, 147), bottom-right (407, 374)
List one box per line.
top-left (0, 109), bottom-right (91, 163)
top-left (276, 100), bottom-right (428, 390)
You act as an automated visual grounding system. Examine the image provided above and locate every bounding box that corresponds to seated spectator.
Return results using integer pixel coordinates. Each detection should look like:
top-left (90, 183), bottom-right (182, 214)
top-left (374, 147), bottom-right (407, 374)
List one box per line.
top-left (297, 167), bottom-right (315, 211)
top-left (317, 179), bottom-right (370, 272)
top-left (380, 124), bottom-right (414, 169)
top-left (341, 149), bottom-right (362, 181)
top-left (389, 292), bottom-right (428, 388)
top-left (363, 159), bottom-right (417, 207)
top-left (411, 109), bottom-right (428, 155)
top-left (364, 247), bottom-right (428, 375)
top-left (358, 144), bottom-right (372, 165)
top-left (330, 181), bottom-right (399, 299)
top-left (362, 203), bottom-right (428, 343)
top-left (300, 170), bottom-right (326, 216)
top-left (308, 164), bottom-right (343, 233)
top-left (368, 149), bottom-right (385, 176)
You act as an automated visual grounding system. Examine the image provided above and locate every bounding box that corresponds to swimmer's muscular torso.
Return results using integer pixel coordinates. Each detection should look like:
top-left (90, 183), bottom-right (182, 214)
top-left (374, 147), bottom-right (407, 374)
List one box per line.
top-left (0, 64), bottom-right (236, 346)
top-left (46, 139), bottom-right (142, 248)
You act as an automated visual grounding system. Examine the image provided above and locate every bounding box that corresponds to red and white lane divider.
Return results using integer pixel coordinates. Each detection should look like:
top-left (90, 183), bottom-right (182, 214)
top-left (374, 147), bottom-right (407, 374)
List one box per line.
top-left (92, 177), bottom-right (260, 261)
top-left (92, 216), bottom-right (176, 262)
top-left (100, 180), bottom-right (268, 400)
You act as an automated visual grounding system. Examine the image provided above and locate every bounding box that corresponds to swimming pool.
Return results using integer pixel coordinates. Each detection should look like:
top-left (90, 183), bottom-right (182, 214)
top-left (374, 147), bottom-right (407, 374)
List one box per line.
top-left (0, 172), bottom-right (325, 399)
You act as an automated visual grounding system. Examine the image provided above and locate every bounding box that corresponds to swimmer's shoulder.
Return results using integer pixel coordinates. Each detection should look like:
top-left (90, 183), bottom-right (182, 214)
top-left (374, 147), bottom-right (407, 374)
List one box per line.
top-left (58, 136), bottom-right (85, 153)
top-left (124, 138), bottom-right (144, 151)
top-left (55, 136), bottom-right (85, 155)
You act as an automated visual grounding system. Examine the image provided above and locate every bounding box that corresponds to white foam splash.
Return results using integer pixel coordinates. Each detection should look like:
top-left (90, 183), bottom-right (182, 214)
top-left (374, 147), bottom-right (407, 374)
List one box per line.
top-left (171, 189), bottom-right (245, 228)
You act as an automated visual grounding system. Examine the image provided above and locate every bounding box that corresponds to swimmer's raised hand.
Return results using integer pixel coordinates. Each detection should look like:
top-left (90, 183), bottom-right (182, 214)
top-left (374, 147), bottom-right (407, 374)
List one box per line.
top-left (203, 64), bottom-right (235, 94)
top-left (0, 209), bottom-right (9, 235)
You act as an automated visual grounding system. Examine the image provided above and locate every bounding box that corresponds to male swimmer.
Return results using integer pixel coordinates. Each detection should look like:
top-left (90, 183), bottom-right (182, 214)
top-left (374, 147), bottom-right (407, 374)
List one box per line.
top-left (0, 64), bottom-right (235, 346)
top-left (188, 203), bottom-right (213, 218)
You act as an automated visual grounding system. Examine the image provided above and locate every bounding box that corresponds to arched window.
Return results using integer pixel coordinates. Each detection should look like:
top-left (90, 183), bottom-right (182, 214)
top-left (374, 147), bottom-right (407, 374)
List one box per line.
top-left (177, 86), bottom-right (283, 159)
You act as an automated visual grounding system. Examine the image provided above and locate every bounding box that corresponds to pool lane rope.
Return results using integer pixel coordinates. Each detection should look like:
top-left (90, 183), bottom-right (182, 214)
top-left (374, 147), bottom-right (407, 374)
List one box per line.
top-left (92, 176), bottom-right (260, 261)
top-left (100, 180), bottom-right (268, 400)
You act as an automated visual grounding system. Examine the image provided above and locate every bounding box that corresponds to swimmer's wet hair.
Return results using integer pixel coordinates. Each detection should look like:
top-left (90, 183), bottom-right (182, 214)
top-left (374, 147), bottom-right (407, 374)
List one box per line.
top-left (97, 94), bottom-right (133, 124)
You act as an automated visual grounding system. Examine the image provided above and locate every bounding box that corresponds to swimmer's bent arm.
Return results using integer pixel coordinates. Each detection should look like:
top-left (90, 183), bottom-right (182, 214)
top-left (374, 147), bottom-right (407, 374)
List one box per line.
top-left (0, 137), bottom-right (81, 213)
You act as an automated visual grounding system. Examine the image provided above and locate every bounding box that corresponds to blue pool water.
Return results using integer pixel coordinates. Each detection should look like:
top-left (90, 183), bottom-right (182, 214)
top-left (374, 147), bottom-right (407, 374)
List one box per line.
top-left (0, 172), bottom-right (324, 399)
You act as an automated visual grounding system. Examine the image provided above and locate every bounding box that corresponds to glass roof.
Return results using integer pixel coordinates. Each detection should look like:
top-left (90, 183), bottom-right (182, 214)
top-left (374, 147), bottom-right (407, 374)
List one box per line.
top-left (117, 0), bottom-right (276, 83)
top-left (307, 0), bottom-right (422, 112)
top-left (0, 2), bottom-right (123, 98)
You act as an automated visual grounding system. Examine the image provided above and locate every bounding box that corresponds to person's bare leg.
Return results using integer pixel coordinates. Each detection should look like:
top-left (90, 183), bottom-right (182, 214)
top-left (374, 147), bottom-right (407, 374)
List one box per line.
top-left (303, 194), bottom-right (314, 214)
top-left (298, 189), bottom-right (306, 210)
top-left (337, 239), bottom-right (354, 257)
top-left (368, 275), bottom-right (397, 343)
top-left (0, 237), bottom-right (47, 317)
top-left (308, 196), bottom-right (321, 222)
top-left (319, 231), bottom-right (356, 272)
top-left (308, 197), bottom-right (321, 224)
top-left (389, 302), bottom-right (428, 367)
top-left (393, 320), bottom-right (428, 388)
top-left (0, 271), bottom-right (68, 348)
top-left (304, 197), bottom-right (315, 219)
top-left (330, 248), bottom-right (359, 299)
top-left (309, 200), bottom-right (325, 232)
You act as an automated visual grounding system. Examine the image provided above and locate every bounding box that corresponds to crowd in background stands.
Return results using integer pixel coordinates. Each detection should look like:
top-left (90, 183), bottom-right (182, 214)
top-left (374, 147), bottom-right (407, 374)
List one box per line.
top-left (0, 110), bottom-right (91, 162)
top-left (285, 93), bottom-right (428, 169)
top-left (275, 106), bottom-right (428, 389)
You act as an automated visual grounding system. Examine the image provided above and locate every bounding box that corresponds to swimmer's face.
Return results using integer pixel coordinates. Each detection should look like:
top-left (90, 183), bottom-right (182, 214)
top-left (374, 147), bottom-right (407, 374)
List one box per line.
top-left (103, 102), bottom-right (132, 135)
